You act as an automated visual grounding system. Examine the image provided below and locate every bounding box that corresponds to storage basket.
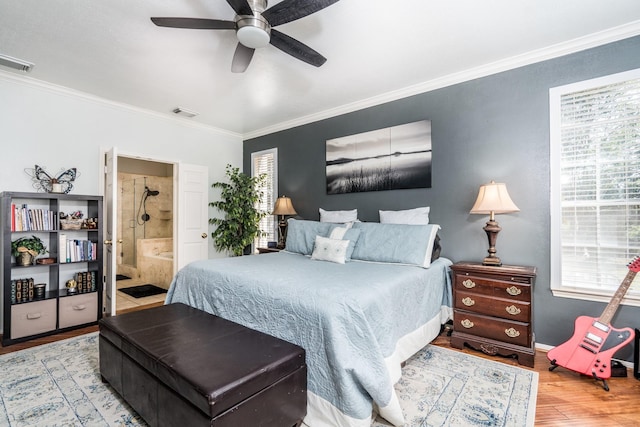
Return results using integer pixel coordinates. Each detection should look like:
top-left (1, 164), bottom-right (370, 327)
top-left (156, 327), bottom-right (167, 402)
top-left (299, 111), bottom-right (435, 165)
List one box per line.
top-left (60, 219), bottom-right (83, 230)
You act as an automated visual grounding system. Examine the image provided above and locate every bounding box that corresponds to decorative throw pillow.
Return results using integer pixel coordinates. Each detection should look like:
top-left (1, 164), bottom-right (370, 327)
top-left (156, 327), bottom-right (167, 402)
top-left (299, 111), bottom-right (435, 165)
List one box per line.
top-left (311, 235), bottom-right (349, 264)
top-left (379, 206), bottom-right (430, 224)
top-left (319, 208), bottom-right (358, 223)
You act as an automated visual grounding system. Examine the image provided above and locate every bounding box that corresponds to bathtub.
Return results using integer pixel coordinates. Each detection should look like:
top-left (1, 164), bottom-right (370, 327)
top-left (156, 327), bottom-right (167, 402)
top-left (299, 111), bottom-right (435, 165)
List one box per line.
top-left (137, 238), bottom-right (174, 289)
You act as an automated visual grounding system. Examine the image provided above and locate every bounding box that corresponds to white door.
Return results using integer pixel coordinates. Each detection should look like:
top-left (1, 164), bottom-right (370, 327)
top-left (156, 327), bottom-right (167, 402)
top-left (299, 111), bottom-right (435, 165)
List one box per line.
top-left (177, 163), bottom-right (209, 270)
top-left (104, 147), bottom-right (118, 317)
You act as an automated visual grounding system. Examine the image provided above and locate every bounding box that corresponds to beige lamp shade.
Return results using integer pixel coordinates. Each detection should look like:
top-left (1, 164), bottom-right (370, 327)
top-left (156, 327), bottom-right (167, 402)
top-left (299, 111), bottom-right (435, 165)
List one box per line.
top-left (470, 181), bottom-right (519, 215)
top-left (273, 196), bottom-right (297, 216)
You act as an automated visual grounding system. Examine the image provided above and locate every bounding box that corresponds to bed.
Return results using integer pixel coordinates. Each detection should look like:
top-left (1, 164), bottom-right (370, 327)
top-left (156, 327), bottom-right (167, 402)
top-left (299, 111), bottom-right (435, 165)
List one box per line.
top-left (165, 219), bottom-right (453, 427)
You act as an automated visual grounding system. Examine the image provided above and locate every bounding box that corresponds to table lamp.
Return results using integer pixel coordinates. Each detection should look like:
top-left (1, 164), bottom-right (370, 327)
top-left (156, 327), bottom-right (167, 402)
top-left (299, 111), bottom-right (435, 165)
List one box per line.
top-left (273, 196), bottom-right (297, 249)
top-left (470, 181), bottom-right (519, 266)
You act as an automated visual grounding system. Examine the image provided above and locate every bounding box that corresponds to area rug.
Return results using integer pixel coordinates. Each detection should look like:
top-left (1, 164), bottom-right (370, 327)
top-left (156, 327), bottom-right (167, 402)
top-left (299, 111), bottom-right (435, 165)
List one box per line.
top-left (0, 333), bottom-right (538, 426)
top-left (118, 284), bottom-right (166, 299)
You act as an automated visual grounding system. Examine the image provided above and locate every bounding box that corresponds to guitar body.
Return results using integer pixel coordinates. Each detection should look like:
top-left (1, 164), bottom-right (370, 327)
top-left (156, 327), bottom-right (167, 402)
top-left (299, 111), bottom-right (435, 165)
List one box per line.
top-left (547, 315), bottom-right (634, 379)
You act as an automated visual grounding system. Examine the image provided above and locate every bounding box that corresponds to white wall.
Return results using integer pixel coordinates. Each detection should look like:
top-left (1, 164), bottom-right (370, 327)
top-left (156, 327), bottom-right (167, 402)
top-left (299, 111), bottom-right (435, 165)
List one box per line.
top-left (0, 72), bottom-right (242, 197)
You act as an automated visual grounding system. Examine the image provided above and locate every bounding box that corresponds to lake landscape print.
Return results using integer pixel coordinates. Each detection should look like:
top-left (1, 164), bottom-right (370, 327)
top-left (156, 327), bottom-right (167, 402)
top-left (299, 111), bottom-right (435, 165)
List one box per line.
top-left (326, 120), bottom-right (432, 194)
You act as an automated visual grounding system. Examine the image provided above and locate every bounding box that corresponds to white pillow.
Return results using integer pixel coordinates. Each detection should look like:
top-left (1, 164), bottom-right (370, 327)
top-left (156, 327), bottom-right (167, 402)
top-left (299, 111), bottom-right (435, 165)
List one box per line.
top-left (311, 235), bottom-right (349, 264)
top-left (319, 208), bottom-right (358, 223)
top-left (379, 207), bottom-right (430, 224)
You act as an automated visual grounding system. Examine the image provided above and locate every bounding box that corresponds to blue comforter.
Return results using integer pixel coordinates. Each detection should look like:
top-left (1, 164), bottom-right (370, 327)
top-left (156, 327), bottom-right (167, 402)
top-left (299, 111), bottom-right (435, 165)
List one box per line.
top-left (165, 251), bottom-right (452, 425)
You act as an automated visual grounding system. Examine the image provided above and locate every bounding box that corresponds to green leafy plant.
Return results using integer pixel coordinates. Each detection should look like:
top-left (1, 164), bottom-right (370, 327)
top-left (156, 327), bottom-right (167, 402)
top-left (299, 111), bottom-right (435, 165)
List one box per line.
top-left (209, 164), bottom-right (268, 256)
top-left (11, 235), bottom-right (48, 257)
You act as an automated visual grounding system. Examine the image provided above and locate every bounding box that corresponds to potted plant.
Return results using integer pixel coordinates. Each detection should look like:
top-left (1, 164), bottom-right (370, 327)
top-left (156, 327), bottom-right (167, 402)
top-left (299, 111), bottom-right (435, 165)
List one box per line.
top-left (209, 164), bottom-right (268, 256)
top-left (12, 235), bottom-right (48, 266)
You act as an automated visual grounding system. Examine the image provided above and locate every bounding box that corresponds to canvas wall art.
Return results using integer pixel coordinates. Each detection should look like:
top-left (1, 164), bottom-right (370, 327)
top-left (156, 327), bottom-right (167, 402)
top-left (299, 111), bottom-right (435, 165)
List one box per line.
top-left (326, 120), bottom-right (432, 195)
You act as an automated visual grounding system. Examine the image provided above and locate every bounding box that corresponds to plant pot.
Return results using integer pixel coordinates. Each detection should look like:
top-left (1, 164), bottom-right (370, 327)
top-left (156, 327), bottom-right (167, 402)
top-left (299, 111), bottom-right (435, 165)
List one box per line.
top-left (16, 252), bottom-right (35, 266)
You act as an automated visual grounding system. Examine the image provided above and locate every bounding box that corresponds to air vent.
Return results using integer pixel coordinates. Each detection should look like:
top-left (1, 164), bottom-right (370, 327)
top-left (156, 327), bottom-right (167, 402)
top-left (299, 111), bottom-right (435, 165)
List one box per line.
top-left (172, 107), bottom-right (198, 118)
top-left (0, 54), bottom-right (34, 72)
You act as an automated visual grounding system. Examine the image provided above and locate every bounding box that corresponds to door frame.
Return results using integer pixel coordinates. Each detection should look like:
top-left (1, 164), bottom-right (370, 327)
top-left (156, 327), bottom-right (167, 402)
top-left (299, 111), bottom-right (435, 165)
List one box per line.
top-left (99, 148), bottom-right (179, 316)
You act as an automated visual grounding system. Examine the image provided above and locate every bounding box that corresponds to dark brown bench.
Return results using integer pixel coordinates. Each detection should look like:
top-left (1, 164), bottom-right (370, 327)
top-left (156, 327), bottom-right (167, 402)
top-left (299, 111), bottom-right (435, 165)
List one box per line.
top-left (99, 302), bottom-right (307, 427)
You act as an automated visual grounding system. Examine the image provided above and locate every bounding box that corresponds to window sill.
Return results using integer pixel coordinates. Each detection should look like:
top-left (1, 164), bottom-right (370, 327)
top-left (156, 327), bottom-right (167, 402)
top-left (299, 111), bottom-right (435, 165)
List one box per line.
top-left (551, 287), bottom-right (640, 308)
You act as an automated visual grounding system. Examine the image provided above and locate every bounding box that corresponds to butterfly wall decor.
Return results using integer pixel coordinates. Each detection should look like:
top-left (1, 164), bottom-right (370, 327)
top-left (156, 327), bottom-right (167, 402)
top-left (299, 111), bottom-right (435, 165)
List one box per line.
top-left (25, 165), bottom-right (79, 194)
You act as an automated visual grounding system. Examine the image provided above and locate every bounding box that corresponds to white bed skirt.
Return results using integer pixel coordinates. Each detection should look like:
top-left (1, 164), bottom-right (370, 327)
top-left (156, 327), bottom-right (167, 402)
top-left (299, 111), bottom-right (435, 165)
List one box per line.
top-left (302, 305), bottom-right (452, 427)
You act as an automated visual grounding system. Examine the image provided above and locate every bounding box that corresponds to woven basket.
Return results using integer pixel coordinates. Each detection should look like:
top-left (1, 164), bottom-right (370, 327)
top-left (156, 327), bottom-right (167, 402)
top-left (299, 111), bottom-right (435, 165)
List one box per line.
top-left (60, 219), bottom-right (83, 230)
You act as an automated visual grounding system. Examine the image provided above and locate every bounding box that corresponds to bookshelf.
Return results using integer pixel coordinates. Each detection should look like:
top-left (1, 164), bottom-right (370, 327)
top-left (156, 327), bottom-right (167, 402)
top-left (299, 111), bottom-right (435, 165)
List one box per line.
top-left (1, 191), bottom-right (103, 345)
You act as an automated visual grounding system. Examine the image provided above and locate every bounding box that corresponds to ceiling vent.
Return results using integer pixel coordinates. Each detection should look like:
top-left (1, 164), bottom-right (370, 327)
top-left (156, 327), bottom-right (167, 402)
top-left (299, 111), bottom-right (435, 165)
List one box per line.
top-left (0, 54), bottom-right (34, 72)
top-left (172, 107), bottom-right (199, 118)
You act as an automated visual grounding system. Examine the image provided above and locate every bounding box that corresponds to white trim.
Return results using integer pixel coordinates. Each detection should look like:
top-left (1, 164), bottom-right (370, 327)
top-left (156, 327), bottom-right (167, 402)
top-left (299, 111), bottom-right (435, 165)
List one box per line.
top-left (244, 21), bottom-right (640, 139)
top-left (549, 67), bottom-right (640, 305)
top-left (0, 70), bottom-right (241, 139)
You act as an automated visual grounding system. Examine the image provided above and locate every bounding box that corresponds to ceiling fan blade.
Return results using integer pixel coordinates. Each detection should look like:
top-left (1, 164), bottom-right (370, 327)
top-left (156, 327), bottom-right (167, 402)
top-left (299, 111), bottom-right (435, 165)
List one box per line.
top-left (231, 43), bottom-right (255, 73)
top-left (262, 0), bottom-right (340, 27)
top-left (151, 17), bottom-right (236, 30)
top-left (269, 29), bottom-right (326, 67)
top-left (226, 0), bottom-right (254, 16)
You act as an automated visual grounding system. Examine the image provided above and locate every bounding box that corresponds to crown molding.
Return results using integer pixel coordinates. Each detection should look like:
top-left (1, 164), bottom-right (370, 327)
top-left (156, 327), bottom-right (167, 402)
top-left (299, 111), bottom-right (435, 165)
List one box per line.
top-left (243, 21), bottom-right (640, 140)
top-left (0, 70), bottom-right (242, 139)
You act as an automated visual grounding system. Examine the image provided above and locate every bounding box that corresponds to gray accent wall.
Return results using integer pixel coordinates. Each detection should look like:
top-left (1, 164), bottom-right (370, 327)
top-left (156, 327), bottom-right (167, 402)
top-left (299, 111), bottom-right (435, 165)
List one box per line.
top-left (244, 35), bottom-right (640, 361)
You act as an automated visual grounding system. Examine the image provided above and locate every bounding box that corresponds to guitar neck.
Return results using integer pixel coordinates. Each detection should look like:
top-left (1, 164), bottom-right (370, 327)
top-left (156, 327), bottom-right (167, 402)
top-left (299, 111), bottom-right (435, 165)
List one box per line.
top-left (599, 269), bottom-right (637, 325)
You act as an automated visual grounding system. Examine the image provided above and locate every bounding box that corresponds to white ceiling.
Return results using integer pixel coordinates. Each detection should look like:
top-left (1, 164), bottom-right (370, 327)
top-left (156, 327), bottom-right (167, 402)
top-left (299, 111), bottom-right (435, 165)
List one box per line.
top-left (2, 0), bottom-right (640, 139)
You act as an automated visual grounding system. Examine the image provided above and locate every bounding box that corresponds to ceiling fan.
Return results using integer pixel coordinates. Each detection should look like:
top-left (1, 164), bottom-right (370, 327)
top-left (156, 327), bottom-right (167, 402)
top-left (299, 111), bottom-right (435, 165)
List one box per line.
top-left (151, 0), bottom-right (340, 73)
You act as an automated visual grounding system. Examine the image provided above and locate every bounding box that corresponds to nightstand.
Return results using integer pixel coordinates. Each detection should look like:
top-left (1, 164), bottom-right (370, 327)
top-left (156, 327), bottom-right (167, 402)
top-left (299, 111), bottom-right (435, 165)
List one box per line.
top-left (257, 247), bottom-right (281, 254)
top-left (450, 262), bottom-right (536, 367)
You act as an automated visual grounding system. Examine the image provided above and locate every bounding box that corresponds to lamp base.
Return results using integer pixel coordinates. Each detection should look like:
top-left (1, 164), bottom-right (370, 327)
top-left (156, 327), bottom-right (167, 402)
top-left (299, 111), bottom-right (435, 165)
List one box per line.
top-left (482, 255), bottom-right (502, 267)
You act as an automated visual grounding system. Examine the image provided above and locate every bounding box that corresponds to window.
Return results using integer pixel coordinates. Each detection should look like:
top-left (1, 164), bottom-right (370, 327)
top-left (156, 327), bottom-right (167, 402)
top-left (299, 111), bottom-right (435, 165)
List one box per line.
top-left (550, 68), bottom-right (640, 306)
top-left (251, 148), bottom-right (278, 251)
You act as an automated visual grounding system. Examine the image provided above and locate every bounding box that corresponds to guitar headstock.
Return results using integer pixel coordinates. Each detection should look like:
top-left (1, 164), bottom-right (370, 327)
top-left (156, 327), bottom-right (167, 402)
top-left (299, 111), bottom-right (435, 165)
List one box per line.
top-left (628, 256), bottom-right (640, 273)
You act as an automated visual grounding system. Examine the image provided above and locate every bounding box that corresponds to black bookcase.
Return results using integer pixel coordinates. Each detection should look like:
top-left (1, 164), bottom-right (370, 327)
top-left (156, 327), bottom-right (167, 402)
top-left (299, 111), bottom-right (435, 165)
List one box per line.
top-left (1, 191), bottom-right (103, 346)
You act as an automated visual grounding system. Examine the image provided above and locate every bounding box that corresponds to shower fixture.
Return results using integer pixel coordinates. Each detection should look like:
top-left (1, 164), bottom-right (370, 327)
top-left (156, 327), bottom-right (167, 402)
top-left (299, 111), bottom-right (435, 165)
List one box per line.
top-left (138, 186), bottom-right (161, 223)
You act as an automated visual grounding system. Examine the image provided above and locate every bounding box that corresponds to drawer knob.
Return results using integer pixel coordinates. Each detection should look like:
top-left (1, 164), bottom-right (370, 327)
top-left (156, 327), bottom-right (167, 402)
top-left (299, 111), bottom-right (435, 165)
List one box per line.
top-left (505, 305), bottom-right (521, 315)
top-left (505, 328), bottom-right (521, 338)
top-left (461, 319), bottom-right (474, 329)
top-left (72, 305), bottom-right (87, 311)
top-left (506, 286), bottom-right (522, 296)
top-left (462, 279), bottom-right (476, 289)
top-left (461, 297), bottom-right (475, 307)
top-left (26, 312), bottom-right (42, 320)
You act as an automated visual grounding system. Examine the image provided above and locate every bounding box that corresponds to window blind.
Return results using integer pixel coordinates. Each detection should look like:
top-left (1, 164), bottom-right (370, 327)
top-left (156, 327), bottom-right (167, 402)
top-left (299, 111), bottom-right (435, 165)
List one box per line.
top-left (252, 149), bottom-right (277, 250)
top-left (553, 72), bottom-right (640, 301)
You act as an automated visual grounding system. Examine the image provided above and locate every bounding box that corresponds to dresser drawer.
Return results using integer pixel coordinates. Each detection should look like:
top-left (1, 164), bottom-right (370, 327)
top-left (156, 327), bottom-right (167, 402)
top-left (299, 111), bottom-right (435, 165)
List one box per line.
top-left (11, 299), bottom-right (57, 339)
top-left (453, 311), bottom-right (530, 347)
top-left (59, 293), bottom-right (98, 329)
top-left (455, 290), bottom-right (530, 322)
top-left (454, 274), bottom-right (531, 302)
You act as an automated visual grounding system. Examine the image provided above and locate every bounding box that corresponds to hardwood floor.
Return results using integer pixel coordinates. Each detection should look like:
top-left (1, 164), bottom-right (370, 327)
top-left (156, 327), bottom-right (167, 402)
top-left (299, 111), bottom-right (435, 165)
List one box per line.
top-left (2, 314), bottom-right (639, 425)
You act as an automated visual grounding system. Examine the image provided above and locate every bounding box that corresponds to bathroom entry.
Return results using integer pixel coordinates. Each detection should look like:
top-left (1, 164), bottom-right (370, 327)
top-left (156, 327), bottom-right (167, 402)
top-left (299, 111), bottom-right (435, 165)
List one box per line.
top-left (115, 158), bottom-right (174, 313)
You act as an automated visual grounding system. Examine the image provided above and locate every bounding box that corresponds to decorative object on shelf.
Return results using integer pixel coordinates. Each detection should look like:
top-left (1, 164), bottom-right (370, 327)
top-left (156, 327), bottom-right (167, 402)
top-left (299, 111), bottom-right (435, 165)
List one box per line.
top-left (36, 258), bottom-right (55, 265)
top-left (273, 196), bottom-right (297, 249)
top-left (65, 279), bottom-right (78, 294)
top-left (25, 165), bottom-right (78, 194)
top-left (34, 283), bottom-right (46, 299)
top-left (59, 210), bottom-right (84, 230)
top-left (11, 235), bottom-right (48, 266)
top-left (469, 180), bottom-right (519, 266)
top-left (209, 164), bottom-right (269, 256)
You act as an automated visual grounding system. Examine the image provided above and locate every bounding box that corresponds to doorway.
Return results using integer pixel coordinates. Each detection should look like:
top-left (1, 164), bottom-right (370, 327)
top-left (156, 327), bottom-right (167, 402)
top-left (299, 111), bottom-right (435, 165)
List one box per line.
top-left (114, 157), bottom-right (175, 314)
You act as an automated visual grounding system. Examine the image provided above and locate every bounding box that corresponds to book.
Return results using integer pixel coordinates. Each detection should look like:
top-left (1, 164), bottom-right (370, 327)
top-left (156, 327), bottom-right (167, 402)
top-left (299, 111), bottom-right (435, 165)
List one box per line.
top-left (59, 234), bottom-right (67, 263)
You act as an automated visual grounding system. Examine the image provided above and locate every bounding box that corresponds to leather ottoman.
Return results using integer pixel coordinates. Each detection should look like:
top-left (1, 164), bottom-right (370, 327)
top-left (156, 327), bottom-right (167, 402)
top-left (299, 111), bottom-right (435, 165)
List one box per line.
top-left (99, 303), bottom-right (307, 427)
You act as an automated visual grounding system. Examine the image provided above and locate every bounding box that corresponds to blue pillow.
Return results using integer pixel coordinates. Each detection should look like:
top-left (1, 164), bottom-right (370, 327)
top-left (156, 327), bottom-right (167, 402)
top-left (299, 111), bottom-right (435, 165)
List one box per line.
top-left (328, 225), bottom-right (361, 261)
top-left (284, 219), bottom-right (332, 255)
top-left (351, 222), bottom-right (440, 268)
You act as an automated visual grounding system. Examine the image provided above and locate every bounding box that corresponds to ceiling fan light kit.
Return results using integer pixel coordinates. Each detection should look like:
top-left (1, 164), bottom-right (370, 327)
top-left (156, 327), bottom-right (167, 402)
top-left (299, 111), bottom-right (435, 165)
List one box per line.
top-left (151, 0), bottom-right (340, 73)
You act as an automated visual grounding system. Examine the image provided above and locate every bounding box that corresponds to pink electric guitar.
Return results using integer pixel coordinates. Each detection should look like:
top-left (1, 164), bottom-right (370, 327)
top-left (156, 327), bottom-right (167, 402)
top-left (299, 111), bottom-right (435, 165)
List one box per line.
top-left (547, 257), bottom-right (640, 391)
